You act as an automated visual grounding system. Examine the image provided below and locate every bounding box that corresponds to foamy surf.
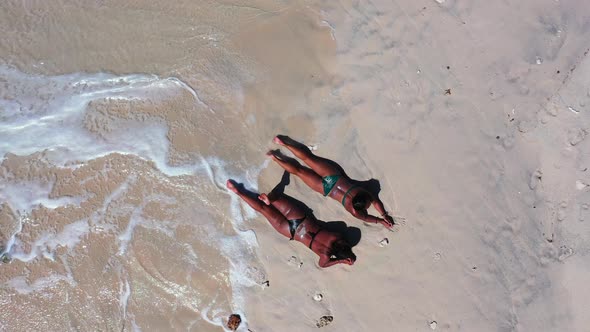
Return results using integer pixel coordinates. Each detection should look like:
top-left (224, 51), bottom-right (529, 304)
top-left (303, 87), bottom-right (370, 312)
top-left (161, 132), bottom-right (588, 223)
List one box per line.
top-left (0, 66), bottom-right (263, 331)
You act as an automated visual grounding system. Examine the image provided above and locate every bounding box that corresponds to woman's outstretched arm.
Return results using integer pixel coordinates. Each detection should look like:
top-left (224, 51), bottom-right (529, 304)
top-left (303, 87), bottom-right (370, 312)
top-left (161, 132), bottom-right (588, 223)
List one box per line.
top-left (318, 254), bottom-right (353, 268)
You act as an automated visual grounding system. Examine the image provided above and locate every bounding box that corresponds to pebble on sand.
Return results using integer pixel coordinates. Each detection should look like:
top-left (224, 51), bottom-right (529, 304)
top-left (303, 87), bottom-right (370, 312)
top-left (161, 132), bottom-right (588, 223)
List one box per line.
top-left (227, 314), bottom-right (241, 331)
top-left (0, 253), bottom-right (11, 264)
top-left (430, 321), bottom-right (438, 330)
top-left (316, 315), bottom-right (334, 328)
top-left (313, 293), bottom-right (323, 302)
top-left (379, 238), bottom-right (389, 247)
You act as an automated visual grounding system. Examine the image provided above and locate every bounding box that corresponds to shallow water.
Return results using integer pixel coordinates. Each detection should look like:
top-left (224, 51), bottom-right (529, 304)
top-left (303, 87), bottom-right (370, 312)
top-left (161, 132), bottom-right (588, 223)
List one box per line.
top-left (0, 1), bottom-right (336, 330)
top-left (0, 65), bottom-right (265, 331)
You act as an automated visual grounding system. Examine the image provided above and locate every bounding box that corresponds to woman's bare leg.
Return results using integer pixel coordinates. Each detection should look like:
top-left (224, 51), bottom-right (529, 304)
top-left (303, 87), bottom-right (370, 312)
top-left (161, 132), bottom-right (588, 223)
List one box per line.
top-left (226, 180), bottom-right (291, 238)
top-left (273, 135), bottom-right (343, 177)
top-left (266, 150), bottom-right (324, 194)
top-left (258, 193), bottom-right (306, 220)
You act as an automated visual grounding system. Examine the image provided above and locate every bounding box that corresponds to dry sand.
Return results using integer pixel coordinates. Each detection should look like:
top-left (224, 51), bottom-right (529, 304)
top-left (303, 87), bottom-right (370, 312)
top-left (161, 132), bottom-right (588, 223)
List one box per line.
top-left (1, 0), bottom-right (589, 331)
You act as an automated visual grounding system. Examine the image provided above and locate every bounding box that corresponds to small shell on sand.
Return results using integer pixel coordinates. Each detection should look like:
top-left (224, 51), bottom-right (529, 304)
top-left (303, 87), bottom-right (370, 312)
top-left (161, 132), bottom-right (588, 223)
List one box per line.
top-left (379, 238), bottom-right (389, 247)
top-left (313, 293), bottom-right (323, 302)
top-left (568, 106), bottom-right (580, 114)
top-left (227, 314), bottom-right (242, 331)
top-left (316, 315), bottom-right (333, 328)
top-left (430, 321), bottom-right (437, 330)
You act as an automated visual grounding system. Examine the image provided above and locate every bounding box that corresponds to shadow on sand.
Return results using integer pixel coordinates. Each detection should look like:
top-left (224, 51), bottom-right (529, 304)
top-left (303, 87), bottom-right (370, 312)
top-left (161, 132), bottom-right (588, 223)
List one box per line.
top-left (267, 171), bottom-right (362, 247)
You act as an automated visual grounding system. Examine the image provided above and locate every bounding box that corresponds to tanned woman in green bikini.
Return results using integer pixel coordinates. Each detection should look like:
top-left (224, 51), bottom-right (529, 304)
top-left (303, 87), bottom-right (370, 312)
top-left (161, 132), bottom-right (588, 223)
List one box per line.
top-left (267, 135), bottom-right (395, 229)
top-left (226, 179), bottom-right (356, 268)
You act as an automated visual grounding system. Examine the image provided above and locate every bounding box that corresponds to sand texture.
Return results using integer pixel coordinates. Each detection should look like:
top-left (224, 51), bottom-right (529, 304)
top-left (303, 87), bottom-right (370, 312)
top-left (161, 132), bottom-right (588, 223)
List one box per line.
top-left (0, 0), bottom-right (589, 331)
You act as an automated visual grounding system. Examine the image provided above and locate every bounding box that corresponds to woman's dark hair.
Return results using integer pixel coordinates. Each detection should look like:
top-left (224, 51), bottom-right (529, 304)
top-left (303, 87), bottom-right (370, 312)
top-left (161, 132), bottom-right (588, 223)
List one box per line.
top-left (331, 240), bottom-right (356, 262)
top-left (352, 191), bottom-right (371, 211)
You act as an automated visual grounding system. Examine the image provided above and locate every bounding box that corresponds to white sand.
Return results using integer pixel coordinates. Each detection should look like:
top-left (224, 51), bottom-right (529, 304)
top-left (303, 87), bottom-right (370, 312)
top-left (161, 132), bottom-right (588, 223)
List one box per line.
top-left (0, 0), bottom-right (589, 331)
top-left (245, 1), bottom-right (590, 331)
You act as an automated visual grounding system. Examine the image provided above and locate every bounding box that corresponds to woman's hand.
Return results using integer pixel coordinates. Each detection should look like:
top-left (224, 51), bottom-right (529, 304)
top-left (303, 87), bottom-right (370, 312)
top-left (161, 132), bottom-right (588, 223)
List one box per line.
top-left (380, 215), bottom-right (395, 229)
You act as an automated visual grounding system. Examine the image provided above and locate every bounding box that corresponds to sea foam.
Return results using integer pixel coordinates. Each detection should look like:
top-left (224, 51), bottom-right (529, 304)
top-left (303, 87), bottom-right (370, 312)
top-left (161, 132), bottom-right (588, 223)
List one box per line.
top-left (0, 66), bottom-right (264, 330)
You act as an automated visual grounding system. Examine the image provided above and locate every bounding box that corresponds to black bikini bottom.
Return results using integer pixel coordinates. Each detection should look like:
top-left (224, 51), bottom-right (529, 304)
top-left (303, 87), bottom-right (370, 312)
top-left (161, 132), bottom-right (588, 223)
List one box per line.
top-left (288, 217), bottom-right (305, 240)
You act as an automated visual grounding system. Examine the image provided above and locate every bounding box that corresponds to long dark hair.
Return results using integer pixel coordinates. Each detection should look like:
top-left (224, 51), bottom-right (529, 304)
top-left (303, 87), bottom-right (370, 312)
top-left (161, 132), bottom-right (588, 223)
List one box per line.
top-left (352, 191), bottom-right (371, 211)
top-left (331, 240), bottom-right (356, 261)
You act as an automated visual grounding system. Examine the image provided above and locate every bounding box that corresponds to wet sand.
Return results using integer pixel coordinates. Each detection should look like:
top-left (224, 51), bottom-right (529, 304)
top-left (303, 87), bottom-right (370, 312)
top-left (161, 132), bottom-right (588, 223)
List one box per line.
top-left (1, 0), bottom-right (590, 331)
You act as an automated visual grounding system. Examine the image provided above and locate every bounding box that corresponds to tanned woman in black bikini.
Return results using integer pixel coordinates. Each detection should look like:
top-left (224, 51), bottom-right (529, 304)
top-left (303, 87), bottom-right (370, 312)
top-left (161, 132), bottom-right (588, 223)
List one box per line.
top-left (267, 135), bottom-right (396, 229)
top-left (226, 179), bottom-right (356, 268)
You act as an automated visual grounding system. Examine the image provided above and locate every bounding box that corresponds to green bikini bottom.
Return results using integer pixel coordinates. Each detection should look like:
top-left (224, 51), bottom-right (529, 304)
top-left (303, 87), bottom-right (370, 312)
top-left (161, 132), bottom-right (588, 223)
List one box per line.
top-left (322, 175), bottom-right (341, 196)
top-left (322, 175), bottom-right (362, 207)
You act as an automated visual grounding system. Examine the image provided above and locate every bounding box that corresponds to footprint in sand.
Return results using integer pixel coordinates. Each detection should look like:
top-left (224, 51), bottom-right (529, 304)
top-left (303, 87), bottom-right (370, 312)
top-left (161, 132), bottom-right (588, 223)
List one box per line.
top-left (579, 203), bottom-right (589, 221)
top-left (316, 315), bottom-right (333, 328)
top-left (557, 201), bottom-right (568, 222)
top-left (502, 136), bottom-right (515, 149)
top-left (245, 266), bottom-right (268, 286)
top-left (576, 180), bottom-right (589, 191)
top-left (558, 245), bottom-right (574, 261)
top-left (539, 244), bottom-right (557, 266)
top-left (528, 169), bottom-right (542, 190)
top-left (502, 217), bottom-right (522, 234)
top-left (517, 120), bottom-right (536, 133)
top-left (542, 220), bottom-right (554, 244)
top-left (287, 256), bottom-right (303, 268)
top-left (429, 321), bottom-right (438, 330)
top-left (543, 102), bottom-right (559, 117)
top-left (568, 128), bottom-right (587, 146)
top-left (393, 216), bottom-right (407, 226)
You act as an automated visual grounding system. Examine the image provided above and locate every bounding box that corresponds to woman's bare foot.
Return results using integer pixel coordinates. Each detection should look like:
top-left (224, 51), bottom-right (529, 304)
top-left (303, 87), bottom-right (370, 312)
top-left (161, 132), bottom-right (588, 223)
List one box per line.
top-left (266, 149), bottom-right (280, 160)
top-left (258, 193), bottom-right (271, 205)
top-left (273, 135), bottom-right (285, 146)
top-left (226, 179), bottom-right (239, 194)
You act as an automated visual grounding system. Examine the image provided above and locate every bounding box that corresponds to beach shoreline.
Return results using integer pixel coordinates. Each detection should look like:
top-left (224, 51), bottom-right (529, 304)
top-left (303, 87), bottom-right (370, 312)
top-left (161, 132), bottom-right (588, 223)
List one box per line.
top-left (0, 0), bottom-right (589, 331)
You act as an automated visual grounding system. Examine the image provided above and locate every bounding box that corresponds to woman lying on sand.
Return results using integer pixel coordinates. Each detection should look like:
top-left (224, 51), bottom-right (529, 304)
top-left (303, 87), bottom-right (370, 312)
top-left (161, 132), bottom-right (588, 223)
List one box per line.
top-left (267, 135), bottom-right (395, 229)
top-left (226, 179), bottom-right (356, 268)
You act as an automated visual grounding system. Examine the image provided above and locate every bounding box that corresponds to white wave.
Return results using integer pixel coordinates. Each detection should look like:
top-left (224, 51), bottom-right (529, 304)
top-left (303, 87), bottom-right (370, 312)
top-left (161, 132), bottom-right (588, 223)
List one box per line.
top-left (6, 274), bottom-right (75, 295)
top-left (131, 320), bottom-right (142, 332)
top-left (0, 181), bottom-right (86, 214)
top-left (10, 219), bottom-right (90, 262)
top-left (117, 204), bottom-right (144, 256)
top-left (0, 65), bottom-right (202, 176)
top-left (119, 278), bottom-right (131, 319)
top-left (0, 182), bottom-right (88, 260)
top-left (0, 66), bottom-right (262, 330)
